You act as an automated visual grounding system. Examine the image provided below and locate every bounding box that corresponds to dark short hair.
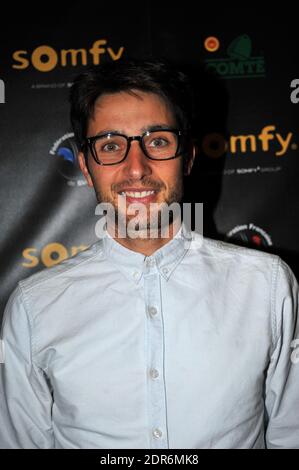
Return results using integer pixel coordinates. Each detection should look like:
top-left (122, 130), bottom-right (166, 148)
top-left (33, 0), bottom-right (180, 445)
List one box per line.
top-left (69, 58), bottom-right (194, 151)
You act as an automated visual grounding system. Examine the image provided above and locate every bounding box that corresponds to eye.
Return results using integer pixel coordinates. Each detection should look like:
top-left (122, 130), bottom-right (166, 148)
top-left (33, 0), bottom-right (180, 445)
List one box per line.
top-left (148, 137), bottom-right (169, 148)
top-left (102, 142), bottom-right (120, 153)
top-left (96, 136), bottom-right (126, 154)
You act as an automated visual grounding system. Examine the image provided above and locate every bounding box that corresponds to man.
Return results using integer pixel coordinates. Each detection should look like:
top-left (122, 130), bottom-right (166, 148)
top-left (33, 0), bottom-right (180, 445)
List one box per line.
top-left (0, 59), bottom-right (298, 449)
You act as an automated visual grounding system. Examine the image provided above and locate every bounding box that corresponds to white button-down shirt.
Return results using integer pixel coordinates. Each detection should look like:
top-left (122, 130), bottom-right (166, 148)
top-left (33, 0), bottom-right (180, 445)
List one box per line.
top-left (0, 224), bottom-right (298, 449)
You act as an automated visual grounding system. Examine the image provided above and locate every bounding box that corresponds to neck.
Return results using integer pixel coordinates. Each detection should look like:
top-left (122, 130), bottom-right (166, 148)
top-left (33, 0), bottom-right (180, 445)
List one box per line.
top-left (107, 220), bottom-right (181, 256)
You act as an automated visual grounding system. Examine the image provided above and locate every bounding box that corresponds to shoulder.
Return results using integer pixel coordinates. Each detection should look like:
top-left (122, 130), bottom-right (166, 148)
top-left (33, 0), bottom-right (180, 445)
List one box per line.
top-left (201, 238), bottom-right (298, 286)
top-left (193, 235), bottom-right (298, 314)
top-left (2, 240), bottom-right (108, 329)
top-left (1, 240), bottom-right (110, 348)
top-left (18, 240), bottom-right (105, 295)
top-left (185, 234), bottom-right (291, 302)
top-left (190, 234), bottom-right (280, 271)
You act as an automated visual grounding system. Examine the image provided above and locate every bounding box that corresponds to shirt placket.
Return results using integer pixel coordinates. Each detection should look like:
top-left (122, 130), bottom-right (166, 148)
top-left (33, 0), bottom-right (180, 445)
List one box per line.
top-left (143, 257), bottom-right (169, 449)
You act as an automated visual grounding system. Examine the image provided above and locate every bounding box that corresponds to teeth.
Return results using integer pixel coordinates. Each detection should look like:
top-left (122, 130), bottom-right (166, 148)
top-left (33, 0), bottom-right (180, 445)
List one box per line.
top-left (120, 191), bottom-right (155, 198)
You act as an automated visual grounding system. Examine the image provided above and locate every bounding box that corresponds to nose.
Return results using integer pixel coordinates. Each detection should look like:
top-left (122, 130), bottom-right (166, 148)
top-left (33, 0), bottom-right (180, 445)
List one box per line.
top-left (123, 140), bottom-right (152, 179)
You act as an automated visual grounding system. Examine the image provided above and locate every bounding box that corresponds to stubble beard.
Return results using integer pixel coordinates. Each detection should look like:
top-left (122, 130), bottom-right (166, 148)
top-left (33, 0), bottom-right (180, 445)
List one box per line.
top-left (95, 180), bottom-right (184, 240)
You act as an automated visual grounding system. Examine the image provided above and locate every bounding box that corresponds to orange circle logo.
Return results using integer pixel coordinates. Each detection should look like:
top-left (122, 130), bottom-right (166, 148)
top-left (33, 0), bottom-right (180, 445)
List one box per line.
top-left (204, 36), bottom-right (220, 52)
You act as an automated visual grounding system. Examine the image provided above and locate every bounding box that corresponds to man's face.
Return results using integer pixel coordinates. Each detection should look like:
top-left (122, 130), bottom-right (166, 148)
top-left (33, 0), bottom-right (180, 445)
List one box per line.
top-left (79, 90), bottom-right (194, 236)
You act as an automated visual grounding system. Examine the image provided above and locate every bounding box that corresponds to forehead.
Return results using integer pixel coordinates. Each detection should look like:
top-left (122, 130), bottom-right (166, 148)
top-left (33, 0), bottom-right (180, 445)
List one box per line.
top-left (89, 90), bottom-right (176, 132)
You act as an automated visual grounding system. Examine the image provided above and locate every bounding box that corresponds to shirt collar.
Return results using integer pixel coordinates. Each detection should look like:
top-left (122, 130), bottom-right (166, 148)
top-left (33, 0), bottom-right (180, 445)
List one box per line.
top-left (102, 222), bottom-right (192, 284)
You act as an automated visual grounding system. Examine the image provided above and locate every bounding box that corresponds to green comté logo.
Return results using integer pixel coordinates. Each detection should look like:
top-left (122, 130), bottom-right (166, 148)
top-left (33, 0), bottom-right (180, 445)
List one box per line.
top-left (204, 34), bottom-right (266, 79)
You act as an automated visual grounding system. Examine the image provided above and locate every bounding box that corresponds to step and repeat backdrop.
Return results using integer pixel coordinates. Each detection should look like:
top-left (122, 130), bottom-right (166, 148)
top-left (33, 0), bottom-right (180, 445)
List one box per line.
top-left (1, 3), bottom-right (299, 321)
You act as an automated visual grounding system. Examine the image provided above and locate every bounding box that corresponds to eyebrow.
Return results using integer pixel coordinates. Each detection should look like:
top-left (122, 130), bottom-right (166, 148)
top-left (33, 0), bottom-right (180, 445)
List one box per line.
top-left (143, 124), bottom-right (175, 132)
top-left (93, 123), bottom-right (175, 137)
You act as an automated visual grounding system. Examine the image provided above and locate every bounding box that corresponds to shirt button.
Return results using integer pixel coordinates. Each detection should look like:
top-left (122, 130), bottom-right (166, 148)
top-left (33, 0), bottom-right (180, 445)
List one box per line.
top-left (148, 306), bottom-right (158, 317)
top-left (132, 271), bottom-right (140, 280)
top-left (150, 368), bottom-right (159, 379)
top-left (153, 428), bottom-right (163, 439)
top-left (162, 267), bottom-right (169, 275)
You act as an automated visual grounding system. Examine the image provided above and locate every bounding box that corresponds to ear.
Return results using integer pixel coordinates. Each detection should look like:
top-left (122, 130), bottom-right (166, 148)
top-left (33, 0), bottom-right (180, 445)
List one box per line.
top-left (78, 152), bottom-right (94, 188)
top-left (183, 143), bottom-right (196, 176)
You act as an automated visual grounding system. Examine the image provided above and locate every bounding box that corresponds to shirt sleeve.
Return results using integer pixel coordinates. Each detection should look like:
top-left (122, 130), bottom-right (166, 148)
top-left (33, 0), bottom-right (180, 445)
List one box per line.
top-left (0, 285), bottom-right (54, 449)
top-left (265, 257), bottom-right (299, 449)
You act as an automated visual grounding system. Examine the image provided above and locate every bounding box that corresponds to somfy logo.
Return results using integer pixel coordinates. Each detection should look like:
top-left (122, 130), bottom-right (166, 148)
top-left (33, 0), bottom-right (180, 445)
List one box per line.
top-left (200, 125), bottom-right (295, 159)
top-left (0, 79), bottom-right (5, 103)
top-left (12, 39), bottom-right (124, 72)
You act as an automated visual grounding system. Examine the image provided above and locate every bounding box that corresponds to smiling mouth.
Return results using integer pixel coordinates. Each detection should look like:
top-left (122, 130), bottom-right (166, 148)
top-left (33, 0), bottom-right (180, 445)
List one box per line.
top-left (119, 190), bottom-right (155, 198)
top-left (117, 189), bottom-right (159, 203)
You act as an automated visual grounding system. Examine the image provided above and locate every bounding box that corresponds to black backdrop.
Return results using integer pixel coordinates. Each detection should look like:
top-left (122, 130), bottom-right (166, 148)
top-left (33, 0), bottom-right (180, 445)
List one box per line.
top-left (1, 2), bottom-right (299, 322)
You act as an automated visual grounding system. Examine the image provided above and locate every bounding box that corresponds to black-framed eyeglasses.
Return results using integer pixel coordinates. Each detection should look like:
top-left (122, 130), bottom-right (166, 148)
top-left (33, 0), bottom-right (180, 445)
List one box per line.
top-left (85, 129), bottom-right (187, 166)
